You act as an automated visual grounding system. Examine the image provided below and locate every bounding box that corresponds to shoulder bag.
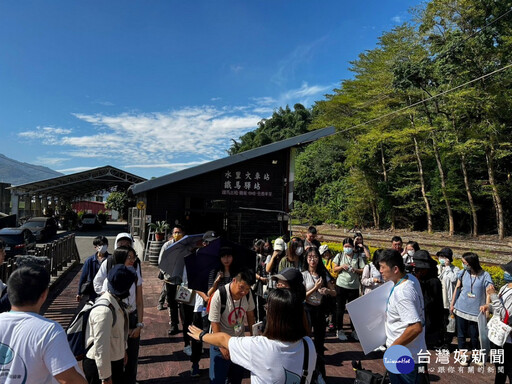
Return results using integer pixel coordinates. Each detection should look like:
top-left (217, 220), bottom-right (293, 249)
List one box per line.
top-left (487, 291), bottom-right (512, 347)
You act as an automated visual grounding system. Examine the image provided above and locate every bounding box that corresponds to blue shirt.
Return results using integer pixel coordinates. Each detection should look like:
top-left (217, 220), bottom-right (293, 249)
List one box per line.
top-left (78, 252), bottom-right (109, 300)
top-left (454, 269), bottom-right (493, 317)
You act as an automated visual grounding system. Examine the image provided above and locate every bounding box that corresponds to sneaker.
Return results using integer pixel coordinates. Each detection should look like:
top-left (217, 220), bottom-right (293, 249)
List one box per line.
top-left (157, 304), bottom-right (165, 310)
top-left (183, 345), bottom-right (192, 356)
top-left (351, 331), bottom-right (359, 341)
top-left (168, 325), bottom-right (180, 335)
top-left (337, 330), bottom-right (348, 341)
top-left (190, 363), bottom-right (200, 377)
top-left (317, 373), bottom-right (326, 384)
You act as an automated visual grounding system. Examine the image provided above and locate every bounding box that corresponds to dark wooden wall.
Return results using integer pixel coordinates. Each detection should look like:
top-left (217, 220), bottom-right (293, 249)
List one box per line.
top-left (144, 150), bottom-right (290, 247)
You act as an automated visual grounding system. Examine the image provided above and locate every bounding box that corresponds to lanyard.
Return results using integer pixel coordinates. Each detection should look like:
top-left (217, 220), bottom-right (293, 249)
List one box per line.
top-left (386, 275), bottom-right (409, 311)
top-left (229, 283), bottom-right (243, 323)
top-left (469, 273), bottom-right (477, 294)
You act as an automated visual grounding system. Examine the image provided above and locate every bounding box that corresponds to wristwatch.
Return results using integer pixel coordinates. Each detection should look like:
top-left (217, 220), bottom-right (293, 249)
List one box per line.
top-left (199, 330), bottom-right (207, 342)
top-left (136, 322), bottom-right (145, 329)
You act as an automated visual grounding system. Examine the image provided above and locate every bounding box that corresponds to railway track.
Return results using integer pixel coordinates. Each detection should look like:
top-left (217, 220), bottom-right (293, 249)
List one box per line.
top-left (291, 225), bottom-right (512, 265)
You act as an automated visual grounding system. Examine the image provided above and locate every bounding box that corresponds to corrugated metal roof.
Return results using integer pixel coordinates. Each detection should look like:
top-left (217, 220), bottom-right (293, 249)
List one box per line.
top-left (131, 126), bottom-right (336, 195)
top-left (8, 165), bottom-right (146, 199)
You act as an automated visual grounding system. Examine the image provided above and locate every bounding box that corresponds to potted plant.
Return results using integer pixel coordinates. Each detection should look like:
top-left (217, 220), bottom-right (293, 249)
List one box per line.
top-left (149, 220), bottom-right (170, 241)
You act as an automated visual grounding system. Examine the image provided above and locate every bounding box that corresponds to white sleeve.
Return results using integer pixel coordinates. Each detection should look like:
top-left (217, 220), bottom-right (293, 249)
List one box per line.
top-left (44, 323), bottom-right (82, 377)
top-left (93, 262), bottom-right (108, 294)
top-left (228, 337), bottom-right (255, 371)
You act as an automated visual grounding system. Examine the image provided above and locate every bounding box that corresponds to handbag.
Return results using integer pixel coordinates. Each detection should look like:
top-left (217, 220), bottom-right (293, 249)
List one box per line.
top-left (447, 314), bottom-right (456, 333)
top-left (487, 309), bottom-right (511, 347)
top-left (175, 284), bottom-right (194, 304)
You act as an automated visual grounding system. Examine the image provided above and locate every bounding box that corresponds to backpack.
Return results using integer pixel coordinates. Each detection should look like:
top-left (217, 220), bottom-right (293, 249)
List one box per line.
top-left (206, 284), bottom-right (251, 315)
top-left (67, 298), bottom-right (117, 361)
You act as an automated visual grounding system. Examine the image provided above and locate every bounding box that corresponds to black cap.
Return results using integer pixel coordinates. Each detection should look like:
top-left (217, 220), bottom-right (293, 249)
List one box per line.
top-left (271, 267), bottom-right (303, 286)
top-left (501, 260), bottom-right (512, 275)
top-left (203, 230), bottom-right (219, 242)
top-left (436, 247), bottom-right (453, 262)
top-left (413, 250), bottom-right (437, 269)
top-left (107, 265), bottom-right (136, 298)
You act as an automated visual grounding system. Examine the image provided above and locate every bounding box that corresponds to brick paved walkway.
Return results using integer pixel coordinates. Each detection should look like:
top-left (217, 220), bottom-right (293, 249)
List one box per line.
top-left (43, 262), bottom-right (496, 384)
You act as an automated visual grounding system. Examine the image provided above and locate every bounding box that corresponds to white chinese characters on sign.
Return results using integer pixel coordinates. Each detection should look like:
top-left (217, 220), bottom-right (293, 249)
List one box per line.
top-left (221, 169), bottom-right (273, 197)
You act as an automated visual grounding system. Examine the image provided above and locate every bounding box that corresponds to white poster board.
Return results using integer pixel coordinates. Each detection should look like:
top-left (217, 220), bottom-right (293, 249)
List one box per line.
top-left (346, 281), bottom-right (393, 355)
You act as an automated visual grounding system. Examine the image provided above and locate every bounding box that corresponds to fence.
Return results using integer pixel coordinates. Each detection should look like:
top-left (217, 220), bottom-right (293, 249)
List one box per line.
top-left (0, 233), bottom-right (80, 284)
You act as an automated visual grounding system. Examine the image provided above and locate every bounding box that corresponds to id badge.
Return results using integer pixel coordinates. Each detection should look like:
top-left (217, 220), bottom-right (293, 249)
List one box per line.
top-left (467, 292), bottom-right (476, 298)
top-left (234, 324), bottom-right (242, 333)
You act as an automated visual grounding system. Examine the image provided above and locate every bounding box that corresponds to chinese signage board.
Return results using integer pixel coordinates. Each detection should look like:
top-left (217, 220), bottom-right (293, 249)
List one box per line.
top-left (221, 169), bottom-right (273, 197)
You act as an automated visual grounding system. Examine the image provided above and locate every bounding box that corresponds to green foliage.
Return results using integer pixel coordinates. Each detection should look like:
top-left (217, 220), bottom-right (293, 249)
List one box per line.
top-left (228, 104), bottom-right (313, 154)
top-left (149, 220), bottom-right (171, 234)
top-left (105, 192), bottom-right (128, 219)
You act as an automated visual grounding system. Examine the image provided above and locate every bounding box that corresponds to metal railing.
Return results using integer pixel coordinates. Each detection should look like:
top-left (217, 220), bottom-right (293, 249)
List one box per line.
top-left (0, 234), bottom-right (80, 283)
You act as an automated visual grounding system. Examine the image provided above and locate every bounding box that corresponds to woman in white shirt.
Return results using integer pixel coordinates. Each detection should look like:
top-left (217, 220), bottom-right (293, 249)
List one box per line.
top-left (188, 288), bottom-right (317, 384)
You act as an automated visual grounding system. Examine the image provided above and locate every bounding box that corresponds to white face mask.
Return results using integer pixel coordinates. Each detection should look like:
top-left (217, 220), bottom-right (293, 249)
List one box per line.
top-left (295, 247), bottom-right (304, 256)
top-left (96, 244), bottom-right (108, 254)
top-left (407, 250), bottom-right (415, 257)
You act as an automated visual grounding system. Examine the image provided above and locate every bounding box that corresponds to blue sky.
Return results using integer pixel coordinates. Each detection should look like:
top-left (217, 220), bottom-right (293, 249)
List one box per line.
top-left (0, 1), bottom-right (421, 181)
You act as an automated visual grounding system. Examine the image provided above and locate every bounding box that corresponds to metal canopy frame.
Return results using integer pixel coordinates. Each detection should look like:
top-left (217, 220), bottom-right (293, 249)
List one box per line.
top-left (8, 165), bottom-right (146, 200)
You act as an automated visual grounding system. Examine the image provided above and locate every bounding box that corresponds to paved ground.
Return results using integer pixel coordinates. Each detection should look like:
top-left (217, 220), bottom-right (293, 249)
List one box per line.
top-left (42, 258), bottom-right (498, 384)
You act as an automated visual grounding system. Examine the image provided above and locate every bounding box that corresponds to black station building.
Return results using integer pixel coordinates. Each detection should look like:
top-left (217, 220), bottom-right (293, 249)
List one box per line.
top-left (131, 127), bottom-right (335, 247)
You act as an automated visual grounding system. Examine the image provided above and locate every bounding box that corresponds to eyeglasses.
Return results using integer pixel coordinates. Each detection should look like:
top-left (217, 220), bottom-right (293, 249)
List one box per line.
top-left (127, 254), bottom-right (137, 261)
top-left (307, 256), bottom-right (319, 260)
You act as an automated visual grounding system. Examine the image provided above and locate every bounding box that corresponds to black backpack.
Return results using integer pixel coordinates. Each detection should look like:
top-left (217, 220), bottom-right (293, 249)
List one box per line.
top-left (66, 298), bottom-right (117, 361)
top-left (217, 284), bottom-right (251, 315)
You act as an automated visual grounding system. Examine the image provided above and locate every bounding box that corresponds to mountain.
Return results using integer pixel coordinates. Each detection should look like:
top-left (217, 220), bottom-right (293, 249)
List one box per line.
top-left (0, 154), bottom-right (63, 185)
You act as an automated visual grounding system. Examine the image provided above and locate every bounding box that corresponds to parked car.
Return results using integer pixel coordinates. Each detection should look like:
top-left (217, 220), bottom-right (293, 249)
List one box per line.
top-left (78, 213), bottom-right (102, 230)
top-left (20, 217), bottom-right (58, 242)
top-left (0, 228), bottom-right (37, 258)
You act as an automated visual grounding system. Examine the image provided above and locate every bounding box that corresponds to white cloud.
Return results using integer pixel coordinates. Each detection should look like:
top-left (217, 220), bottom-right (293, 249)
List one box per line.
top-left (32, 107), bottom-right (261, 168)
top-left (56, 166), bottom-right (95, 174)
top-left (18, 126), bottom-right (72, 145)
top-left (271, 37), bottom-right (327, 86)
top-left (124, 160), bottom-right (208, 171)
top-left (230, 65), bottom-right (243, 73)
top-left (35, 157), bottom-right (68, 166)
top-left (277, 82), bottom-right (334, 107)
top-left (392, 15), bottom-right (402, 23)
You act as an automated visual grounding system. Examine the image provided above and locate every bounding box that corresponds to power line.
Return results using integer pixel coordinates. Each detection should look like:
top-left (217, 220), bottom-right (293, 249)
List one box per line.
top-left (333, 62), bottom-right (512, 134)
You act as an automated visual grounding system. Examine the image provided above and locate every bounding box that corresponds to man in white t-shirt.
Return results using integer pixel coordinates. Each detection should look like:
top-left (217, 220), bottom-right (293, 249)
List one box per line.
top-left (0, 265), bottom-right (86, 384)
top-left (208, 269), bottom-right (256, 384)
top-left (379, 248), bottom-right (427, 384)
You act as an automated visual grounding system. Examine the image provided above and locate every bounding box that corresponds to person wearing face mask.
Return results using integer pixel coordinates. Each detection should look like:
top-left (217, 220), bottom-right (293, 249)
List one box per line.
top-left (402, 241), bottom-right (420, 270)
top-left (436, 247), bottom-right (460, 348)
top-left (450, 252), bottom-right (493, 366)
top-left (480, 260), bottom-right (512, 384)
top-left (77, 236), bottom-right (110, 302)
top-left (278, 237), bottom-right (305, 272)
top-left (332, 237), bottom-right (365, 341)
top-left (157, 225), bottom-right (185, 335)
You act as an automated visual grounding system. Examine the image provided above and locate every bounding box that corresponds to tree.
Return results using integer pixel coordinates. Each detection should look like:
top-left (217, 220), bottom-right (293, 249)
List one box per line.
top-left (105, 192), bottom-right (128, 220)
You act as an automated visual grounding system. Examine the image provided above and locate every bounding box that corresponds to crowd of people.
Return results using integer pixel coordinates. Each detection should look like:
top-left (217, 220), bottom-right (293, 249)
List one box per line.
top-left (0, 226), bottom-right (510, 384)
